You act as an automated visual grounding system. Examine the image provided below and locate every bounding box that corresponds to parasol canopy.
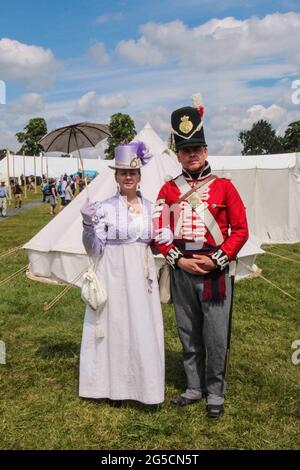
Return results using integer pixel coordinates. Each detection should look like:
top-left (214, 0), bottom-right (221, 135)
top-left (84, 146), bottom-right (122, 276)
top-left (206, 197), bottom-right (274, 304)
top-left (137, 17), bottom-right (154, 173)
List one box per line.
top-left (39, 122), bottom-right (110, 154)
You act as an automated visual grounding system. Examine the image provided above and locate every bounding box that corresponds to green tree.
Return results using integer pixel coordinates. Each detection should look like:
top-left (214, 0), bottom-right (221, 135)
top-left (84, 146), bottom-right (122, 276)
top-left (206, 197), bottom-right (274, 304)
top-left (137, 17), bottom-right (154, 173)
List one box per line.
top-left (104, 113), bottom-right (136, 160)
top-left (238, 119), bottom-right (284, 155)
top-left (16, 117), bottom-right (47, 155)
top-left (282, 121), bottom-right (300, 152)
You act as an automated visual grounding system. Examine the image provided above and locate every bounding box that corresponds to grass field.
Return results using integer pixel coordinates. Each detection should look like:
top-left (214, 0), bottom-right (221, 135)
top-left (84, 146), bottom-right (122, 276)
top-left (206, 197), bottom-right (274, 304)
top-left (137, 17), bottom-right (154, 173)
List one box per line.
top-left (0, 203), bottom-right (299, 450)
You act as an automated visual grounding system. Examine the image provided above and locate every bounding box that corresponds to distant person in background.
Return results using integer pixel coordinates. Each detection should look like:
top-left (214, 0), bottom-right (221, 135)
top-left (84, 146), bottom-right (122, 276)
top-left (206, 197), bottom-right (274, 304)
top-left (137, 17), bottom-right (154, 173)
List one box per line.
top-left (70, 176), bottom-right (76, 196)
top-left (12, 180), bottom-right (22, 208)
top-left (27, 177), bottom-right (34, 191)
top-left (78, 177), bottom-right (85, 192)
top-left (0, 181), bottom-right (8, 217)
top-left (56, 177), bottom-right (63, 198)
top-left (65, 180), bottom-right (73, 205)
top-left (42, 179), bottom-right (48, 203)
top-left (60, 176), bottom-right (68, 209)
top-left (49, 178), bottom-right (58, 215)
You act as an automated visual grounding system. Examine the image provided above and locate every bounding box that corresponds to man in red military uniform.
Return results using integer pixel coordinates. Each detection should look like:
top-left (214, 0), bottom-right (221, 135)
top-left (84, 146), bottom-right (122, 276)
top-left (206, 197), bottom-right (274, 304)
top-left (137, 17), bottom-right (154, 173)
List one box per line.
top-left (153, 95), bottom-right (248, 417)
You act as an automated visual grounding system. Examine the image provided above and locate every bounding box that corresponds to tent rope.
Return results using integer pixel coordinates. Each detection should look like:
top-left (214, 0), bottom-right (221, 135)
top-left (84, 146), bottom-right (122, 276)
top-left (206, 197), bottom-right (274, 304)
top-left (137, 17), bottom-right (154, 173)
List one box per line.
top-left (43, 269), bottom-right (86, 312)
top-left (239, 260), bottom-right (299, 304)
top-left (0, 245), bottom-right (23, 259)
top-left (43, 284), bottom-right (73, 311)
top-left (262, 251), bottom-right (300, 264)
top-left (0, 264), bottom-right (29, 287)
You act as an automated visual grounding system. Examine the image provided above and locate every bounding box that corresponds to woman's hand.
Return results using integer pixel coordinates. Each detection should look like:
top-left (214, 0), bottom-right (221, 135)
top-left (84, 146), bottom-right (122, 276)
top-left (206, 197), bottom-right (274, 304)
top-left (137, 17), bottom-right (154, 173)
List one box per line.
top-left (80, 199), bottom-right (97, 226)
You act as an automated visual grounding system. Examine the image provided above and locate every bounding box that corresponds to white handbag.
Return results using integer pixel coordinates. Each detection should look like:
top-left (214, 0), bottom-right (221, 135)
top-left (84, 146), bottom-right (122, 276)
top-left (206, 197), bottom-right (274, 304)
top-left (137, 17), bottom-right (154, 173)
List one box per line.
top-left (81, 265), bottom-right (107, 311)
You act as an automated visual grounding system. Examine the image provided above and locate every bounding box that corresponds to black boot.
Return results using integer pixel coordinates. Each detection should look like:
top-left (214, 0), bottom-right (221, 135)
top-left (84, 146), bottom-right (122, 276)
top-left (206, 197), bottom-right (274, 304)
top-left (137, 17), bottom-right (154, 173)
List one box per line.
top-left (206, 403), bottom-right (224, 418)
top-left (170, 395), bottom-right (201, 406)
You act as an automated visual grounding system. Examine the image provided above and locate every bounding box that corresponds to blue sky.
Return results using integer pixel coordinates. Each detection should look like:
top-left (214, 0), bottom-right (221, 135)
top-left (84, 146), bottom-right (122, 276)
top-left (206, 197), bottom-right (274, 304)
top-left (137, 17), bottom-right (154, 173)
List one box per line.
top-left (0, 0), bottom-right (300, 155)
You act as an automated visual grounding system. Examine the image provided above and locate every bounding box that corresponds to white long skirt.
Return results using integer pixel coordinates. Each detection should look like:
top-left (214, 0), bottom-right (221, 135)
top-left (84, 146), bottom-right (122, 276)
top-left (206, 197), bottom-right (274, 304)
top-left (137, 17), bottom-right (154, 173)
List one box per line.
top-left (79, 243), bottom-right (165, 404)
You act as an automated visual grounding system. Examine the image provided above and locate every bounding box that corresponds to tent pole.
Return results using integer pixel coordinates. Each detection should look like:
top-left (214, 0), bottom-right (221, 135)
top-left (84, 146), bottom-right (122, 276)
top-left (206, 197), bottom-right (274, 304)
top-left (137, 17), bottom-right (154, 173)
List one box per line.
top-left (6, 149), bottom-right (11, 202)
top-left (41, 152), bottom-right (44, 179)
top-left (46, 155), bottom-right (49, 181)
top-left (22, 151), bottom-right (27, 199)
top-left (34, 154), bottom-right (37, 193)
top-left (12, 153), bottom-right (15, 182)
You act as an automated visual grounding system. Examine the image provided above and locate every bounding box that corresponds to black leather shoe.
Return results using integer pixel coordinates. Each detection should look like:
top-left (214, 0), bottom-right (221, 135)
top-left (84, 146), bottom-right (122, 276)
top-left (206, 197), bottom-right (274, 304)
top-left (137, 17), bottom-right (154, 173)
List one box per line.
top-left (170, 395), bottom-right (200, 406)
top-left (206, 403), bottom-right (224, 418)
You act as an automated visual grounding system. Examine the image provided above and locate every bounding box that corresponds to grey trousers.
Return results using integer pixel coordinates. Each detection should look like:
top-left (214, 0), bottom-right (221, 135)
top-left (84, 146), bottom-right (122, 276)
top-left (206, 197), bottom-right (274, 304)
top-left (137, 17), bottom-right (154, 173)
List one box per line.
top-left (170, 268), bottom-right (232, 398)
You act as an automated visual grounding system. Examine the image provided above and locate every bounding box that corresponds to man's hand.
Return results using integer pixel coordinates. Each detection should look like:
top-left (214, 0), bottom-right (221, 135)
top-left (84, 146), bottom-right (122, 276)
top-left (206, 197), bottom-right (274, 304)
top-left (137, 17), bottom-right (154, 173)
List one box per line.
top-left (177, 257), bottom-right (210, 275)
top-left (192, 254), bottom-right (217, 271)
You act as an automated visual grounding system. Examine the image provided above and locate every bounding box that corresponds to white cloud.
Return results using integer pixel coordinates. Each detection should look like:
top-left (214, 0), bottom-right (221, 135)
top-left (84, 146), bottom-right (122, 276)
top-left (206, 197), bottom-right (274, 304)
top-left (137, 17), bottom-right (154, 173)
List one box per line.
top-left (76, 91), bottom-right (128, 117)
top-left (0, 93), bottom-right (44, 127)
top-left (0, 38), bottom-right (60, 86)
top-left (246, 104), bottom-right (287, 127)
top-left (116, 13), bottom-right (300, 70)
top-left (88, 43), bottom-right (110, 65)
top-left (209, 103), bottom-right (288, 135)
top-left (19, 93), bottom-right (44, 112)
top-left (134, 106), bottom-right (171, 135)
top-left (96, 12), bottom-right (123, 24)
top-left (209, 139), bottom-right (242, 156)
top-left (116, 37), bottom-right (165, 66)
top-left (0, 130), bottom-right (19, 152)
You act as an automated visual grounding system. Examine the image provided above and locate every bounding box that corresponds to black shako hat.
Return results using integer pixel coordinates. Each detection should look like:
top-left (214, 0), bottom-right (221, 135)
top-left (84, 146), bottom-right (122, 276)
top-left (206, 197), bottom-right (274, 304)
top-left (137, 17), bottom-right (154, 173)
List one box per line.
top-left (171, 94), bottom-right (207, 150)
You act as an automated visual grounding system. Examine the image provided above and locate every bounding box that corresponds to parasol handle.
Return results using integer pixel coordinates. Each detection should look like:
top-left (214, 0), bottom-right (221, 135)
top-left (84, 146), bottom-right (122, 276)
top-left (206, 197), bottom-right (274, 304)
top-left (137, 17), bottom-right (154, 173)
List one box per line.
top-left (74, 133), bottom-right (89, 198)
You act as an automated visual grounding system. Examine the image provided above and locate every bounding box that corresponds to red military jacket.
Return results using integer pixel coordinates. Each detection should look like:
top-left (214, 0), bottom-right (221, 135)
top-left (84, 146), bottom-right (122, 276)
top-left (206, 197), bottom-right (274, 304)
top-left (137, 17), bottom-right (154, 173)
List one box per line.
top-left (153, 166), bottom-right (249, 267)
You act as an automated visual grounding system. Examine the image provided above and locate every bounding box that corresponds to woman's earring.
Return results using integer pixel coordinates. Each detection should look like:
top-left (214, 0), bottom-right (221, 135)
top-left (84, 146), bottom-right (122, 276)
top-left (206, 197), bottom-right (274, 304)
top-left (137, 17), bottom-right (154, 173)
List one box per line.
top-left (137, 184), bottom-right (141, 191)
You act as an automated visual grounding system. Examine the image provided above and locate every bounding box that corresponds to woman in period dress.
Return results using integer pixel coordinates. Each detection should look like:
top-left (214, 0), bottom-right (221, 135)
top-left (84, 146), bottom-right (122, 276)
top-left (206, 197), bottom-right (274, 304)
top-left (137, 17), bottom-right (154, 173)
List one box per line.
top-left (79, 142), bottom-right (167, 405)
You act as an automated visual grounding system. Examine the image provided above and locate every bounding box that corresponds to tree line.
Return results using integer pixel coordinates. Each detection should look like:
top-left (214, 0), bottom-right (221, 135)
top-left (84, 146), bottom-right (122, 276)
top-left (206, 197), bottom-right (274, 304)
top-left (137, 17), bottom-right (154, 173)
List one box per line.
top-left (238, 119), bottom-right (300, 155)
top-left (0, 115), bottom-right (299, 160)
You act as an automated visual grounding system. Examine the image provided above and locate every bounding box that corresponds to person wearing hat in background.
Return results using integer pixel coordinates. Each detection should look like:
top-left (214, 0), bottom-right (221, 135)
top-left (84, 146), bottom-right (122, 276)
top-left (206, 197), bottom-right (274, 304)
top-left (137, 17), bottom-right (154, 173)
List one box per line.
top-left (0, 181), bottom-right (8, 217)
top-left (79, 142), bottom-right (165, 406)
top-left (153, 94), bottom-right (249, 418)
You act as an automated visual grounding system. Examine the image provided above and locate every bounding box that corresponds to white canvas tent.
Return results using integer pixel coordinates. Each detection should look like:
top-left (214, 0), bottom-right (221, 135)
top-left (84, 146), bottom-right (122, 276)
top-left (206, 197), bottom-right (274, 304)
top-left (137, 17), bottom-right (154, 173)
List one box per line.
top-left (0, 153), bottom-right (110, 182)
top-left (209, 153), bottom-right (300, 244)
top-left (23, 123), bottom-right (263, 286)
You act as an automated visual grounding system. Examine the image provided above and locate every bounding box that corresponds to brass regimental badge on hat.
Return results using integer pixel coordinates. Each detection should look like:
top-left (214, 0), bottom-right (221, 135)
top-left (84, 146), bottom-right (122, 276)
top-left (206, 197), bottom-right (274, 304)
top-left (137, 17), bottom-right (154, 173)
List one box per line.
top-left (179, 115), bottom-right (193, 134)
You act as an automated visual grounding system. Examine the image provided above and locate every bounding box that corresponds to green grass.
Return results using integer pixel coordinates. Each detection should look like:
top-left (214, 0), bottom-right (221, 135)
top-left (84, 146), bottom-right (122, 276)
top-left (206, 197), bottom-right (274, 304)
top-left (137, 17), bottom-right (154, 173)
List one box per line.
top-left (0, 206), bottom-right (299, 450)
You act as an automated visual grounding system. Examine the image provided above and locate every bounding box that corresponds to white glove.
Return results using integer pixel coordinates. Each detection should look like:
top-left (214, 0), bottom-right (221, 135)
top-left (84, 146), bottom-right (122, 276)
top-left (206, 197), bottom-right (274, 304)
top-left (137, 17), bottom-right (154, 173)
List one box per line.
top-left (154, 228), bottom-right (174, 246)
top-left (80, 199), bottom-right (97, 225)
